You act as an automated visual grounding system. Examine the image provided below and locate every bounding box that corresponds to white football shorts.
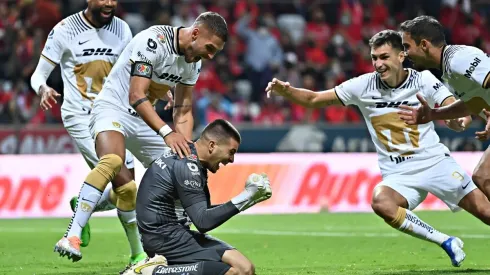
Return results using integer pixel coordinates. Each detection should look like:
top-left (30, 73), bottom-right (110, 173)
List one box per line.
top-left (89, 100), bottom-right (168, 168)
top-left (377, 156), bottom-right (477, 212)
top-left (62, 113), bottom-right (134, 169)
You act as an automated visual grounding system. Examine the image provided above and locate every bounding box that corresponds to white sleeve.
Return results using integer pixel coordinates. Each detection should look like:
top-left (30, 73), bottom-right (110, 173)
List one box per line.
top-left (30, 57), bottom-right (56, 95)
top-left (334, 75), bottom-right (367, 106)
top-left (450, 48), bottom-right (490, 89)
top-left (420, 70), bottom-right (454, 107)
top-left (122, 22), bottom-right (133, 45)
top-left (41, 23), bottom-right (67, 65)
top-left (129, 31), bottom-right (165, 79)
top-left (180, 61), bottom-right (201, 86)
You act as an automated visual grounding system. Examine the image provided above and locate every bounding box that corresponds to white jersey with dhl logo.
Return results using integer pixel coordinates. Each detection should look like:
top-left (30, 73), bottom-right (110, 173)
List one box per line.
top-left (41, 11), bottom-right (132, 125)
top-left (335, 69), bottom-right (453, 177)
top-left (96, 25), bottom-right (202, 112)
top-left (440, 45), bottom-right (490, 119)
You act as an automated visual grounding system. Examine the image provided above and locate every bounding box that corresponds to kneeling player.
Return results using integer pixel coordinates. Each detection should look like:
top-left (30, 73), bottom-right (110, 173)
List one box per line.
top-left (123, 119), bottom-right (272, 275)
top-left (265, 30), bottom-right (490, 267)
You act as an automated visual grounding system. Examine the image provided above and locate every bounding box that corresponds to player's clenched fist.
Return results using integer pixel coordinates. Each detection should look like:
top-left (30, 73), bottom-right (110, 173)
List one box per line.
top-left (265, 78), bottom-right (291, 98)
top-left (39, 85), bottom-right (61, 110)
top-left (231, 173), bottom-right (272, 212)
top-left (248, 173), bottom-right (272, 204)
top-left (163, 132), bottom-right (192, 159)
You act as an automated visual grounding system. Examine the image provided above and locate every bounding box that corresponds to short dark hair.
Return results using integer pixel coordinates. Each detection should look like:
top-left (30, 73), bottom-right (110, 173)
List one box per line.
top-left (201, 119), bottom-right (241, 144)
top-left (399, 16), bottom-right (446, 46)
top-left (369, 30), bottom-right (404, 52)
top-left (194, 12), bottom-right (228, 42)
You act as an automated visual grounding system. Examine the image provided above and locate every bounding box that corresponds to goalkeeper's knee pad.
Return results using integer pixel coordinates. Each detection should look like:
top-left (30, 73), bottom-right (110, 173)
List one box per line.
top-left (85, 154), bottom-right (123, 191)
top-left (115, 180), bottom-right (137, 211)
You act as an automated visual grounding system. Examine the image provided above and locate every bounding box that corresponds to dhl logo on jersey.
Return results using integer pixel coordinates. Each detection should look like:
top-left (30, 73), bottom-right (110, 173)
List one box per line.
top-left (374, 101), bottom-right (418, 108)
top-left (76, 48), bottom-right (116, 57)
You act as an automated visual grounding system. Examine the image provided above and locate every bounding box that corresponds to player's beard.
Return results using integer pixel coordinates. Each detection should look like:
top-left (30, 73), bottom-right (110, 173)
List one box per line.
top-left (405, 56), bottom-right (426, 70)
top-left (90, 6), bottom-right (115, 26)
top-left (208, 161), bottom-right (221, 174)
top-left (210, 163), bottom-right (219, 173)
top-left (201, 160), bottom-right (218, 173)
top-left (185, 53), bottom-right (201, 63)
top-left (183, 46), bottom-right (201, 63)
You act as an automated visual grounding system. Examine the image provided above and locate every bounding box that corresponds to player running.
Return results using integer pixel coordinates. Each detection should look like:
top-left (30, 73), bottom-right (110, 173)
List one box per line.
top-left (30, 0), bottom-right (148, 264)
top-left (54, 11), bottom-right (229, 264)
top-left (123, 119), bottom-right (272, 275)
top-left (398, 15), bottom-right (490, 205)
top-left (266, 30), bottom-right (490, 267)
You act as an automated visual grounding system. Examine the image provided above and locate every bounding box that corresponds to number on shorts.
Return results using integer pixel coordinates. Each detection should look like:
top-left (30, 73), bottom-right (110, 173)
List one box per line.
top-left (452, 171), bottom-right (464, 181)
top-left (74, 60), bottom-right (113, 100)
top-left (371, 112), bottom-right (420, 154)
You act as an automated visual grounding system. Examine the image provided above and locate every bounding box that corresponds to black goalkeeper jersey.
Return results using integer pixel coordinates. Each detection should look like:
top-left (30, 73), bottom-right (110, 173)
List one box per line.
top-left (136, 143), bottom-right (238, 236)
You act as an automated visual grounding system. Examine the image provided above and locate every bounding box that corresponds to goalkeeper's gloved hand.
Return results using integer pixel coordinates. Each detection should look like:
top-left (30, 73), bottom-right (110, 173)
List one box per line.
top-left (231, 173), bottom-right (272, 212)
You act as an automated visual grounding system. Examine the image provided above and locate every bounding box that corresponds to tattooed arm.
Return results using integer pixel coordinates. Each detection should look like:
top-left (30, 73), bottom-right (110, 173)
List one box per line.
top-left (173, 83), bottom-right (194, 140)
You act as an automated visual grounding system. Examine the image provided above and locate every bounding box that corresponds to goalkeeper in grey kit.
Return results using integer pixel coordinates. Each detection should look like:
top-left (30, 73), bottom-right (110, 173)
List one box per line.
top-left (123, 119), bottom-right (272, 275)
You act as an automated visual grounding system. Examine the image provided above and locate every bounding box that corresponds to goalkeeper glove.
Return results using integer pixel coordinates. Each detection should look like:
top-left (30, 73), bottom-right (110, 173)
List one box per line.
top-left (231, 173), bottom-right (272, 212)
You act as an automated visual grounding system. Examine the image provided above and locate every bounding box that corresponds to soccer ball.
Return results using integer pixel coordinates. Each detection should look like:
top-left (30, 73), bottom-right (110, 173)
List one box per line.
top-left (122, 255), bottom-right (168, 275)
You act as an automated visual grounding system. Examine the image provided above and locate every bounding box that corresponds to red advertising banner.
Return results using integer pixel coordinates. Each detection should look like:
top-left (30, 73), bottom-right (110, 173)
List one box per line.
top-left (206, 153), bottom-right (480, 213)
top-left (0, 153), bottom-right (482, 218)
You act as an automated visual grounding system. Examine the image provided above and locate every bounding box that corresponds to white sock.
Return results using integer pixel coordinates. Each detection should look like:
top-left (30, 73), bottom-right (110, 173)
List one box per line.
top-left (94, 185), bottom-right (116, 212)
top-left (395, 208), bottom-right (449, 245)
top-left (117, 209), bottom-right (145, 257)
top-left (65, 183), bottom-right (102, 238)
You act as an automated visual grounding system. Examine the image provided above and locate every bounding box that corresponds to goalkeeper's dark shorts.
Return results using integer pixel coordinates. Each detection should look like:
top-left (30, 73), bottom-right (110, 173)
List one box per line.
top-left (141, 224), bottom-right (235, 265)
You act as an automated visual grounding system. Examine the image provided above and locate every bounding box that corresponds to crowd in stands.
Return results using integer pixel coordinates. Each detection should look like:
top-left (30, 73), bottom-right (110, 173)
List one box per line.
top-left (1, 0), bottom-right (489, 128)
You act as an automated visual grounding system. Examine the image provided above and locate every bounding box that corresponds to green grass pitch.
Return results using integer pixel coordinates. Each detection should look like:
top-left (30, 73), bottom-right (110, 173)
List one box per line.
top-left (1, 211), bottom-right (490, 275)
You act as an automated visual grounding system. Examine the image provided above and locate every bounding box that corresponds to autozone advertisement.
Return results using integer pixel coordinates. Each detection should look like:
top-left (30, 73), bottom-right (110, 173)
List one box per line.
top-left (0, 153), bottom-right (483, 218)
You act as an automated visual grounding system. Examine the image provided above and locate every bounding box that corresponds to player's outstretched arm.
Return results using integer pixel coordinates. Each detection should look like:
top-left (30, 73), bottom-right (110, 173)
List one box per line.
top-left (433, 98), bottom-right (471, 120)
top-left (266, 78), bottom-right (342, 108)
